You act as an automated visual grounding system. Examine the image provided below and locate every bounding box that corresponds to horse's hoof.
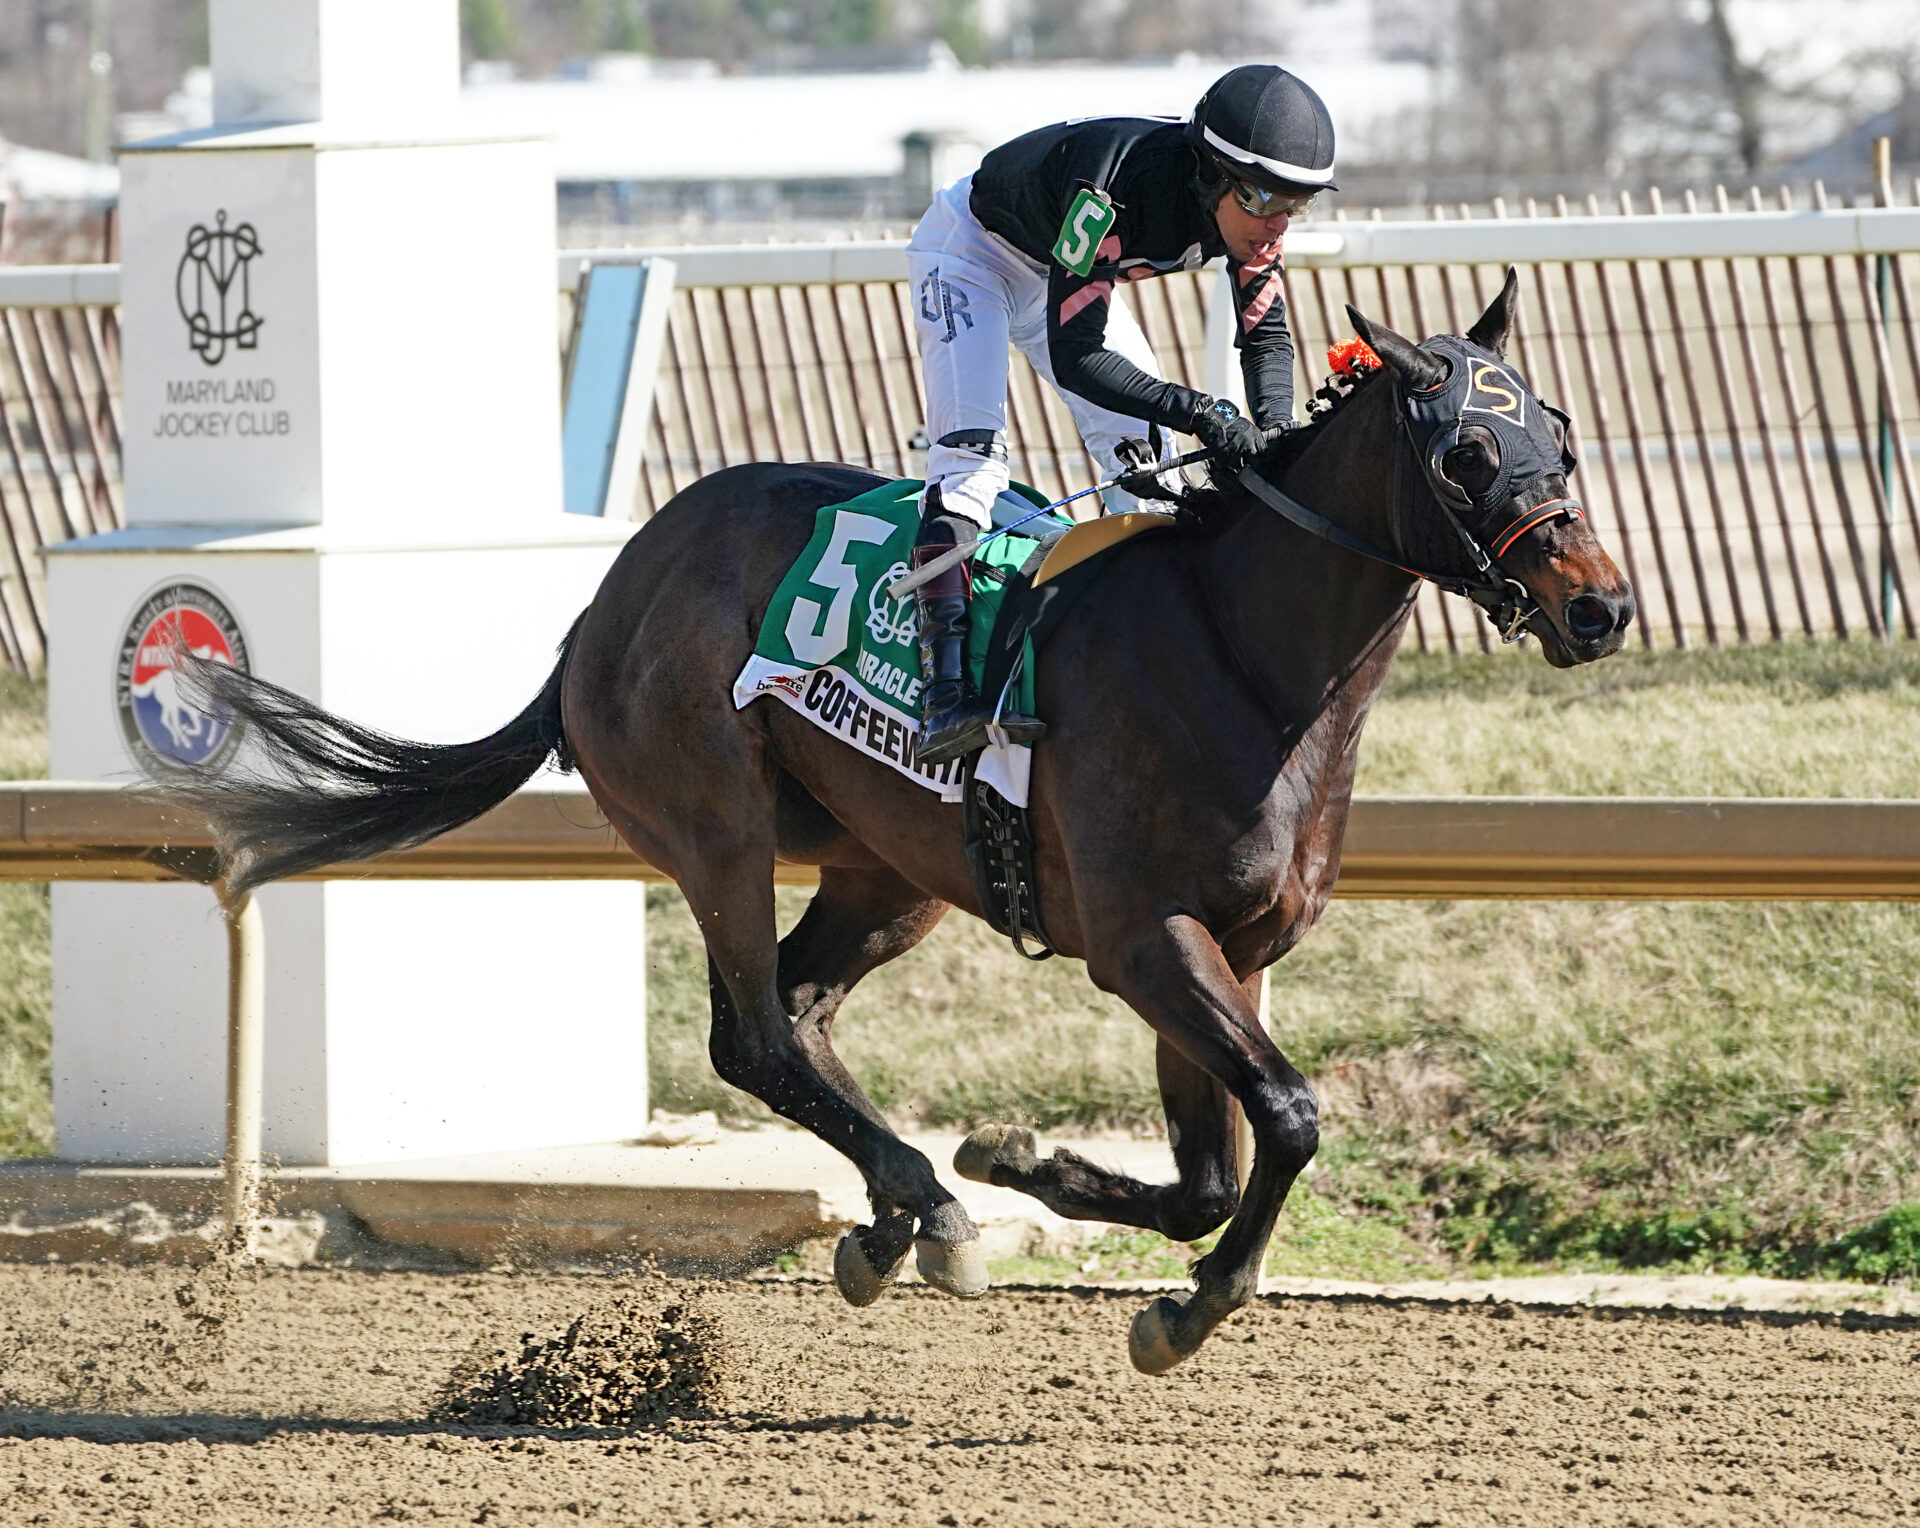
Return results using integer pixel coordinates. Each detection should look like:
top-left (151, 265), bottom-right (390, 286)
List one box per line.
top-left (953, 1124), bottom-right (1036, 1185)
top-left (1129, 1295), bottom-right (1193, 1376)
top-left (914, 1237), bottom-right (990, 1299)
top-left (834, 1230), bottom-right (907, 1308)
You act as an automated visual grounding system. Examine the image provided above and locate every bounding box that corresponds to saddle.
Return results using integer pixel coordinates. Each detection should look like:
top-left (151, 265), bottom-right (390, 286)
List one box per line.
top-left (961, 511), bottom-right (1177, 960)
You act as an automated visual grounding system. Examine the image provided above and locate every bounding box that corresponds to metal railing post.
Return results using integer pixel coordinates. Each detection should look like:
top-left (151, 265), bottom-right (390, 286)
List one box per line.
top-left (221, 891), bottom-right (265, 1263)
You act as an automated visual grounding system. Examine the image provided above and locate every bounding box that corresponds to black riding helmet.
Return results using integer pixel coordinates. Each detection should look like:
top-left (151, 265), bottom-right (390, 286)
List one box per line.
top-left (1186, 64), bottom-right (1338, 199)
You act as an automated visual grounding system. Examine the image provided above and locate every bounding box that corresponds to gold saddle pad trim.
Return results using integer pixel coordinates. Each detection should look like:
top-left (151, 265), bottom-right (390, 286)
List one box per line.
top-left (1030, 512), bottom-right (1177, 588)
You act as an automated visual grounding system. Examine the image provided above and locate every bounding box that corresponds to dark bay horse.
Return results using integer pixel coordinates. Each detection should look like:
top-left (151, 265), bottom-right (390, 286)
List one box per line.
top-left (177, 274), bottom-right (1632, 1373)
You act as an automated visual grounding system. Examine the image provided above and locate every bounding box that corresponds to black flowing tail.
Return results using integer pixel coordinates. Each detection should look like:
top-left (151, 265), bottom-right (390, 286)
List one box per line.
top-left (167, 615), bottom-right (587, 899)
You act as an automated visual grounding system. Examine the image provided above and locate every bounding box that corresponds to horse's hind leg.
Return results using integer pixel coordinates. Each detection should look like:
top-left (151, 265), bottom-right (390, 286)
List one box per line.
top-left (688, 846), bottom-right (986, 1299)
top-left (772, 865), bottom-right (965, 1302)
top-left (954, 1033), bottom-right (1242, 1243)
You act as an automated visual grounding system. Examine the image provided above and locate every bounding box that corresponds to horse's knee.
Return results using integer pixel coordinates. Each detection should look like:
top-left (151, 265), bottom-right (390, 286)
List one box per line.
top-left (708, 1007), bottom-right (792, 1096)
top-left (1158, 1180), bottom-right (1239, 1243)
top-left (707, 1020), bottom-right (761, 1093)
top-left (1250, 1083), bottom-right (1319, 1177)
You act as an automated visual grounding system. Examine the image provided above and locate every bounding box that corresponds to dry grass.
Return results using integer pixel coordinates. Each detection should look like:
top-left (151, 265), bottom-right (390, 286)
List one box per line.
top-left (1364, 640), bottom-right (1920, 798)
top-left (0, 673), bottom-right (46, 1156)
top-left (0, 671), bottom-right (46, 782)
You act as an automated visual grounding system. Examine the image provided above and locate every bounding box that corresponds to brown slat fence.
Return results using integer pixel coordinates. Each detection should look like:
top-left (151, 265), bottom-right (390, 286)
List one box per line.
top-left (0, 208), bottom-right (121, 670)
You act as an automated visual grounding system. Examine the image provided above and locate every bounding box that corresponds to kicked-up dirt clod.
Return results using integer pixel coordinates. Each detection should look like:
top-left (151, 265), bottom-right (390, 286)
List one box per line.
top-left (435, 1276), bottom-right (731, 1427)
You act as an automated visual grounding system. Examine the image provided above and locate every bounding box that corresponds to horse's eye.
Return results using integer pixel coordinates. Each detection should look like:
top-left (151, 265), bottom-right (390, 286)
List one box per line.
top-left (1441, 442), bottom-right (1497, 495)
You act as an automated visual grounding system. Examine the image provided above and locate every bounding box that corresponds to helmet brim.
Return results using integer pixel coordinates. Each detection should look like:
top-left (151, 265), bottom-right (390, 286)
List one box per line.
top-left (1197, 125), bottom-right (1337, 195)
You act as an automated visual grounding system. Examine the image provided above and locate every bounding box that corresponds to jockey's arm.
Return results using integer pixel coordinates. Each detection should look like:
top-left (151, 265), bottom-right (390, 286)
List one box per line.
top-left (1228, 255), bottom-right (1299, 431)
top-left (1045, 264), bottom-right (1211, 436)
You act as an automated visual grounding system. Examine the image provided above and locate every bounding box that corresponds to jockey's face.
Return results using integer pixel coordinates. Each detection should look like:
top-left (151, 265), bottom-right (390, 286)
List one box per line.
top-left (1213, 187), bottom-right (1292, 266)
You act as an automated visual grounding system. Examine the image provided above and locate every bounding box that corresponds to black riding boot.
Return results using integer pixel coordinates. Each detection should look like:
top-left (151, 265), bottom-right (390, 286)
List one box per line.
top-left (912, 510), bottom-right (1045, 767)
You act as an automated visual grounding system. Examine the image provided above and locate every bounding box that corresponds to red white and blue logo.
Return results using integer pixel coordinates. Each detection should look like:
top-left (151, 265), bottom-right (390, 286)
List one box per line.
top-left (114, 582), bottom-right (250, 773)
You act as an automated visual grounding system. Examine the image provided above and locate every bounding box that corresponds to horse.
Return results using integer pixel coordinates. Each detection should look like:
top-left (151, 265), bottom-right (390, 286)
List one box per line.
top-left (173, 272), bottom-right (1633, 1374)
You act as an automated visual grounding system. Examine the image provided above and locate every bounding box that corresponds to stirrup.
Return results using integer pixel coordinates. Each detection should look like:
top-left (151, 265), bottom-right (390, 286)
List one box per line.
top-left (919, 691), bottom-right (1044, 767)
top-left (917, 693), bottom-right (995, 767)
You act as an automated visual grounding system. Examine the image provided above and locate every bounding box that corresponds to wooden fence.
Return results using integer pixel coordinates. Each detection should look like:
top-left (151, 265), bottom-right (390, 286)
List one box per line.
top-left (2, 184), bottom-right (1918, 668)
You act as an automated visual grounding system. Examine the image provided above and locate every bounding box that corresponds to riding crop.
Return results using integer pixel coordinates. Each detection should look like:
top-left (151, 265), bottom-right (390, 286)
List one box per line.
top-left (884, 446), bottom-right (1216, 601)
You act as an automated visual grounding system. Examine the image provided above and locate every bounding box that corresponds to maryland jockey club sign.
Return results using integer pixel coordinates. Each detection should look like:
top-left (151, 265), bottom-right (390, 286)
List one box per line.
top-left (114, 581), bottom-right (250, 774)
top-left (149, 208), bottom-right (289, 444)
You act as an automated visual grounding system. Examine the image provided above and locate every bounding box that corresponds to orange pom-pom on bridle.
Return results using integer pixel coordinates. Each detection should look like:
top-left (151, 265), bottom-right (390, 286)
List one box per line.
top-left (1326, 336), bottom-right (1384, 378)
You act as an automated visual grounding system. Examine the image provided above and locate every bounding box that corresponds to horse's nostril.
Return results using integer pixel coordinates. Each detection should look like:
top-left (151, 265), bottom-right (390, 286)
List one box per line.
top-left (1564, 594), bottom-right (1615, 641)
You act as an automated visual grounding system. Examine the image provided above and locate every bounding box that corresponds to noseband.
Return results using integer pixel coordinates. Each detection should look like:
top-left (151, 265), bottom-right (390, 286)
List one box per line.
top-left (1239, 336), bottom-right (1585, 642)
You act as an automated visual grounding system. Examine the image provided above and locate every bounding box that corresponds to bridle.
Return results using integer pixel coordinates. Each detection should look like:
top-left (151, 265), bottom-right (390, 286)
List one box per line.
top-left (1238, 337), bottom-right (1585, 643)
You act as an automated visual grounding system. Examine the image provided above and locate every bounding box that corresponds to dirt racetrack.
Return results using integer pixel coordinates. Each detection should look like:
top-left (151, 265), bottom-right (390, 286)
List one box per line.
top-left (2, 1263), bottom-right (1918, 1526)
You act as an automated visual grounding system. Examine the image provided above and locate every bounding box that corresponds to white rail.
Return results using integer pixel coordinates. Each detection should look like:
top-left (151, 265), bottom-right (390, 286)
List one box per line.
top-left (0, 263), bottom-right (122, 307)
top-left (7, 206), bottom-right (1916, 308)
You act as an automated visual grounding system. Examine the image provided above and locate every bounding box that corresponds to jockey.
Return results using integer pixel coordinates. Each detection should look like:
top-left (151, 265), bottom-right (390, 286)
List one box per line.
top-left (904, 63), bottom-right (1338, 765)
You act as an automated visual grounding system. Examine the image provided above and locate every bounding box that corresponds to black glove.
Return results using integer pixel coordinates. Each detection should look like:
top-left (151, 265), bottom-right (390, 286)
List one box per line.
top-left (1187, 396), bottom-right (1266, 469)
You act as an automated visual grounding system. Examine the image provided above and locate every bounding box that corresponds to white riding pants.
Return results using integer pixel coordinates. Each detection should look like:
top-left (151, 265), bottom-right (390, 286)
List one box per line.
top-left (906, 174), bottom-right (1165, 528)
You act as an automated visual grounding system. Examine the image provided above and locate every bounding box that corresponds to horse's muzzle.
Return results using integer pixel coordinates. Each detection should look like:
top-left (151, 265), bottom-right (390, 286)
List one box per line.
top-left (1535, 582), bottom-right (1635, 665)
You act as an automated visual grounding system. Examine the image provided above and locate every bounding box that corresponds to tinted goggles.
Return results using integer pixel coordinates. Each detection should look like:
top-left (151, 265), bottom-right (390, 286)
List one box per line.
top-left (1224, 178), bottom-right (1318, 219)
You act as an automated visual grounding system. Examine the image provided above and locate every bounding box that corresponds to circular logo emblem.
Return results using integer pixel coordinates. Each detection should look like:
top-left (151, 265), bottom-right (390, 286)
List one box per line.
top-left (115, 582), bottom-right (251, 773)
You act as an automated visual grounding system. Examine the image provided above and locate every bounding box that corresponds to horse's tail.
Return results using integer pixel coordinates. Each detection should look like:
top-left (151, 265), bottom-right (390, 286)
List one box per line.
top-left (169, 613), bottom-right (587, 900)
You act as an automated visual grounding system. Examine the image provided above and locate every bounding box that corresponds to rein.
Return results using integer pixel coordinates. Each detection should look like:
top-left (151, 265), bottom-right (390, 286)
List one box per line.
top-left (1236, 367), bottom-right (1585, 643)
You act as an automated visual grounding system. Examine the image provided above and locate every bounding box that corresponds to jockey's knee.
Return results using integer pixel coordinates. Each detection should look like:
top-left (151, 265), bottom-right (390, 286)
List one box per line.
top-left (924, 428), bottom-right (1010, 529)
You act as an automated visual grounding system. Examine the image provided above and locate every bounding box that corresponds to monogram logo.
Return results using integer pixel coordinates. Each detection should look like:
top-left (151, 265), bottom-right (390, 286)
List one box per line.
top-left (917, 267), bottom-right (972, 345)
top-left (865, 561), bottom-right (918, 648)
top-left (176, 211), bottom-right (263, 367)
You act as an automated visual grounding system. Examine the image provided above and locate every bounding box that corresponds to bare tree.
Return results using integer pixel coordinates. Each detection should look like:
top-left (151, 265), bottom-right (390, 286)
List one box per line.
top-left (1702, 0), bottom-right (1767, 173)
top-left (1375, 0), bottom-right (1808, 185)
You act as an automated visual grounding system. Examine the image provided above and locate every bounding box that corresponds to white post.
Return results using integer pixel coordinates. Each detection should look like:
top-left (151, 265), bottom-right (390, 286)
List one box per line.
top-left (47, 0), bottom-right (649, 1168)
top-left (221, 893), bottom-right (264, 1260)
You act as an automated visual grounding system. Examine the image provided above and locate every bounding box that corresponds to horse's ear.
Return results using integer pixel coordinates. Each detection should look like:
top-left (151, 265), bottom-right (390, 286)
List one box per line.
top-left (1465, 268), bottom-right (1521, 356)
top-left (1345, 305), bottom-right (1446, 391)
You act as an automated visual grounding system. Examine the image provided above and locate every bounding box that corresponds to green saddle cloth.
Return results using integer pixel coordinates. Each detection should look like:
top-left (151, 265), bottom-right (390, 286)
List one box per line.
top-left (731, 479), bottom-right (1061, 800)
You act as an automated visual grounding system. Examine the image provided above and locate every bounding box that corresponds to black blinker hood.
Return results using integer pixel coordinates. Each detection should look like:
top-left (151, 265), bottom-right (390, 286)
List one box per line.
top-left (1400, 334), bottom-right (1578, 528)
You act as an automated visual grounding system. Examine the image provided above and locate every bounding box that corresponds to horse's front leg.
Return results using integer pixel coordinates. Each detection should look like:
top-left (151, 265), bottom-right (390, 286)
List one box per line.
top-left (1091, 915), bottom-right (1319, 1374)
top-left (954, 1033), bottom-right (1242, 1242)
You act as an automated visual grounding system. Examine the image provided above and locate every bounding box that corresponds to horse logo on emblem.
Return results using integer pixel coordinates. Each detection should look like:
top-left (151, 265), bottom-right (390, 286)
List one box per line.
top-left (866, 561), bottom-right (918, 648)
top-left (115, 582), bottom-right (251, 774)
top-left (176, 210), bottom-right (263, 367)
